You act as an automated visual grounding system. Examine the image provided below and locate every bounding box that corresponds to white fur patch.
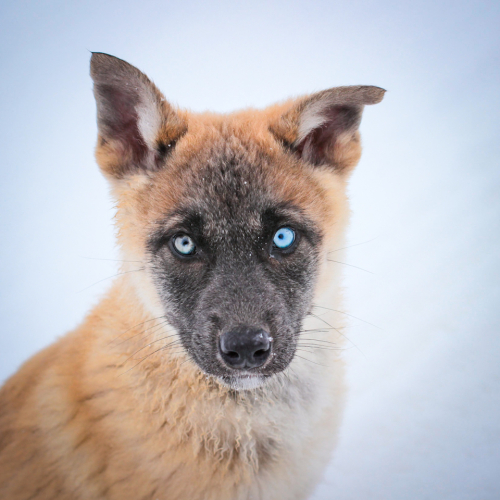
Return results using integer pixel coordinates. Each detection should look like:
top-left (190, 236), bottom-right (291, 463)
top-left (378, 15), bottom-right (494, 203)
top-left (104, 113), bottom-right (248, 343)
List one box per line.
top-left (223, 375), bottom-right (266, 391)
top-left (137, 89), bottom-right (161, 147)
top-left (296, 99), bottom-right (330, 144)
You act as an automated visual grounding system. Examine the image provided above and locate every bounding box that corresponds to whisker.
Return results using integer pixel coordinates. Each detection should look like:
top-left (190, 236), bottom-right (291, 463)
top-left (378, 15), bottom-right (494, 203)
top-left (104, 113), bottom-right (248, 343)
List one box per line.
top-left (115, 320), bottom-right (171, 347)
top-left (312, 304), bottom-right (381, 329)
top-left (307, 313), bottom-right (341, 332)
top-left (119, 341), bottom-right (184, 375)
top-left (296, 348), bottom-right (319, 355)
top-left (326, 259), bottom-right (373, 274)
top-left (285, 364), bottom-right (299, 383)
top-left (278, 368), bottom-right (293, 386)
top-left (178, 352), bottom-right (196, 368)
top-left (80, 256), bottom-right (144, 263)
top-left (78, 268), bottom-right (145, 293)
top-left (293, 354), bottom-right (328, 367)
top-left (297, 343), bottom-right (341, 351)
top-left (327, 237), bottom-right (378, 254)
top-left (297, 338), bottom-right (338, 346)
top-left (300, 327), bottom-right (337, 333)
top-left (307, 313), bottom-right (365, 356)
top-left (298, 341), bottom-right (340, 348)
top-left (108, 316), bottom-right (167, 345)
top-left (126, 337), bottom-right (181, 362)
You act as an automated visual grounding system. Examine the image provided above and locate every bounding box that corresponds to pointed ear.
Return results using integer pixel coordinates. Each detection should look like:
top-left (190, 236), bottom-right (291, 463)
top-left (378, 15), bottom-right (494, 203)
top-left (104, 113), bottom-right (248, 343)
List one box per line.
top-left (90, 53), bottom-right (187, 178)
top-left (269, 86), bottom-right (385, 173)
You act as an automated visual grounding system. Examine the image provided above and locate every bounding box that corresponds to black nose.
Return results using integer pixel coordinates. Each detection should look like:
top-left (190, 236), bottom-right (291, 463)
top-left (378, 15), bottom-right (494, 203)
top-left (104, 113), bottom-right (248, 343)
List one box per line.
top-left (219, 326), bottom-right (272, 370)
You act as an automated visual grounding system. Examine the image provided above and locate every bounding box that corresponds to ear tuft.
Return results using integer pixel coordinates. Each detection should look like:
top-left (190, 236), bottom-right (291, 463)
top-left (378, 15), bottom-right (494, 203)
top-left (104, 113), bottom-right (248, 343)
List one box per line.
top-left (270, 86), bottom-right (385, 173)
top-left (90, 53), bottom-right (186, 178)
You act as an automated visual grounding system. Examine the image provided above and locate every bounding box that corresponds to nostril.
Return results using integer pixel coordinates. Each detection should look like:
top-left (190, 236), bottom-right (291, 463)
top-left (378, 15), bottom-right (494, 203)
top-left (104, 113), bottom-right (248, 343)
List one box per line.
top-left (226, 351), bottom-right (240, 359)
top-left (254, 349), bottom-right (268, 358)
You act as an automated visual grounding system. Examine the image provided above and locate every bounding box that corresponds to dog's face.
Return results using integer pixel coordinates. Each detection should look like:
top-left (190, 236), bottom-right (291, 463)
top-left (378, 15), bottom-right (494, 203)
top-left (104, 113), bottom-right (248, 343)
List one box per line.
top-left (91, 53), bottom-right (384, 389)
top-left (145, 135), bottom-right (324, 389)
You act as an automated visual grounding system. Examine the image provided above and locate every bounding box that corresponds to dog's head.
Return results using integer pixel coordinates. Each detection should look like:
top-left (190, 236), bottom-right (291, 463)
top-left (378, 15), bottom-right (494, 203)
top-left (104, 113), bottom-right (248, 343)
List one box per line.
top-left (91, 53), bottom-right (384, 390)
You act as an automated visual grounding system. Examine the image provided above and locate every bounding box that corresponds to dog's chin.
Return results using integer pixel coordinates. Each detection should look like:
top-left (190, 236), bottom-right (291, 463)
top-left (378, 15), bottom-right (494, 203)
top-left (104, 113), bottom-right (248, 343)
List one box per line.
top-left (218, 374), bottom-right (267, 391)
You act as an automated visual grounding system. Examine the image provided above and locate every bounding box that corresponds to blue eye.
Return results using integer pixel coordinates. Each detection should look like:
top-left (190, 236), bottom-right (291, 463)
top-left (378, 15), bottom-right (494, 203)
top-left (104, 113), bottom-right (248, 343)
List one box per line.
top-left (273, 227), bottom-right (295, 249)
top-left (173, 234), bottom-right (196, 255)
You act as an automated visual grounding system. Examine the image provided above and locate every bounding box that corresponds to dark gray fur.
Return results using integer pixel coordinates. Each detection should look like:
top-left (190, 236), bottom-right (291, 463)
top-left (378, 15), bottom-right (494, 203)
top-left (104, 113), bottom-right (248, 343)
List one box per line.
top-left (147, 144), bottom-right (322, 385)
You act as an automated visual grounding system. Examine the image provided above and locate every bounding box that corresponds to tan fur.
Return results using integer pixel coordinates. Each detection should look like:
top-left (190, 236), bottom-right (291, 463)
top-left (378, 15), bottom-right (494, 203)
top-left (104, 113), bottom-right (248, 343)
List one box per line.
top-left (0, 70), bottom-right (381, 499)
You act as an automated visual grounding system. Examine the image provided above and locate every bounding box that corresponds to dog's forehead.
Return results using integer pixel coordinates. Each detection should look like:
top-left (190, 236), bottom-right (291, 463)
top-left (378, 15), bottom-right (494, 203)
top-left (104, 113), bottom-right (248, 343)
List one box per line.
top-left (187, 146), bottom-right (273, 220)
top-left (162, 149), bottom-right (276, 244)
top-left (145, 114), bottom-right (333, 235)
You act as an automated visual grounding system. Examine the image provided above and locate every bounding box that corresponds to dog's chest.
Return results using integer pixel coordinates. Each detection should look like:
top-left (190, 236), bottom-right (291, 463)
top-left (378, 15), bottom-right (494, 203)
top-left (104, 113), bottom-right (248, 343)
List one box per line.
top-left (133, 376), bottom-right (329, 500)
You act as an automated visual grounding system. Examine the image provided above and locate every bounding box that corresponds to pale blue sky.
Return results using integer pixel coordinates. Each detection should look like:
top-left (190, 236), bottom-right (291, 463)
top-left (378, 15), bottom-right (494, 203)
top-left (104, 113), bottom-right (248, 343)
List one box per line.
top-left (1, 1), bottom-right (499, 498)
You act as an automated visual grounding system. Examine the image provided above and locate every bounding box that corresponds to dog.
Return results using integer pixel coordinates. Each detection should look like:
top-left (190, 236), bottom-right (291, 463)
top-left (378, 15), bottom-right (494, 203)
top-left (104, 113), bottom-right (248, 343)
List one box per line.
top-left (0, 53), bottom-right (384, 499)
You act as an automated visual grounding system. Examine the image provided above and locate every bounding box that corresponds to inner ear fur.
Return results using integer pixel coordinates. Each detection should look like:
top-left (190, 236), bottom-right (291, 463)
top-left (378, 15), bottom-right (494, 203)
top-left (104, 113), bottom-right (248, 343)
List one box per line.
top-left (269, 86), bottom-right (385, 173)
top-left (90, 52), bottom-right (187, 179)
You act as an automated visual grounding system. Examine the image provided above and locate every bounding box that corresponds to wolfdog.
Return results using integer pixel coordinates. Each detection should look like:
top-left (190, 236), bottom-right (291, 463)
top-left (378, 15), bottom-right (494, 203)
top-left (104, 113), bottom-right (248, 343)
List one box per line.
top-left (0, 53), bottom-right (384, 499)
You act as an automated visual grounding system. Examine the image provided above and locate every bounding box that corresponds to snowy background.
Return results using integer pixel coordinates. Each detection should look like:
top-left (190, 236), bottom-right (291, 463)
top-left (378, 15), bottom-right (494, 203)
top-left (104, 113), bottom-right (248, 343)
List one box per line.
top-left (1, 1), bottom-right (499, 498)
